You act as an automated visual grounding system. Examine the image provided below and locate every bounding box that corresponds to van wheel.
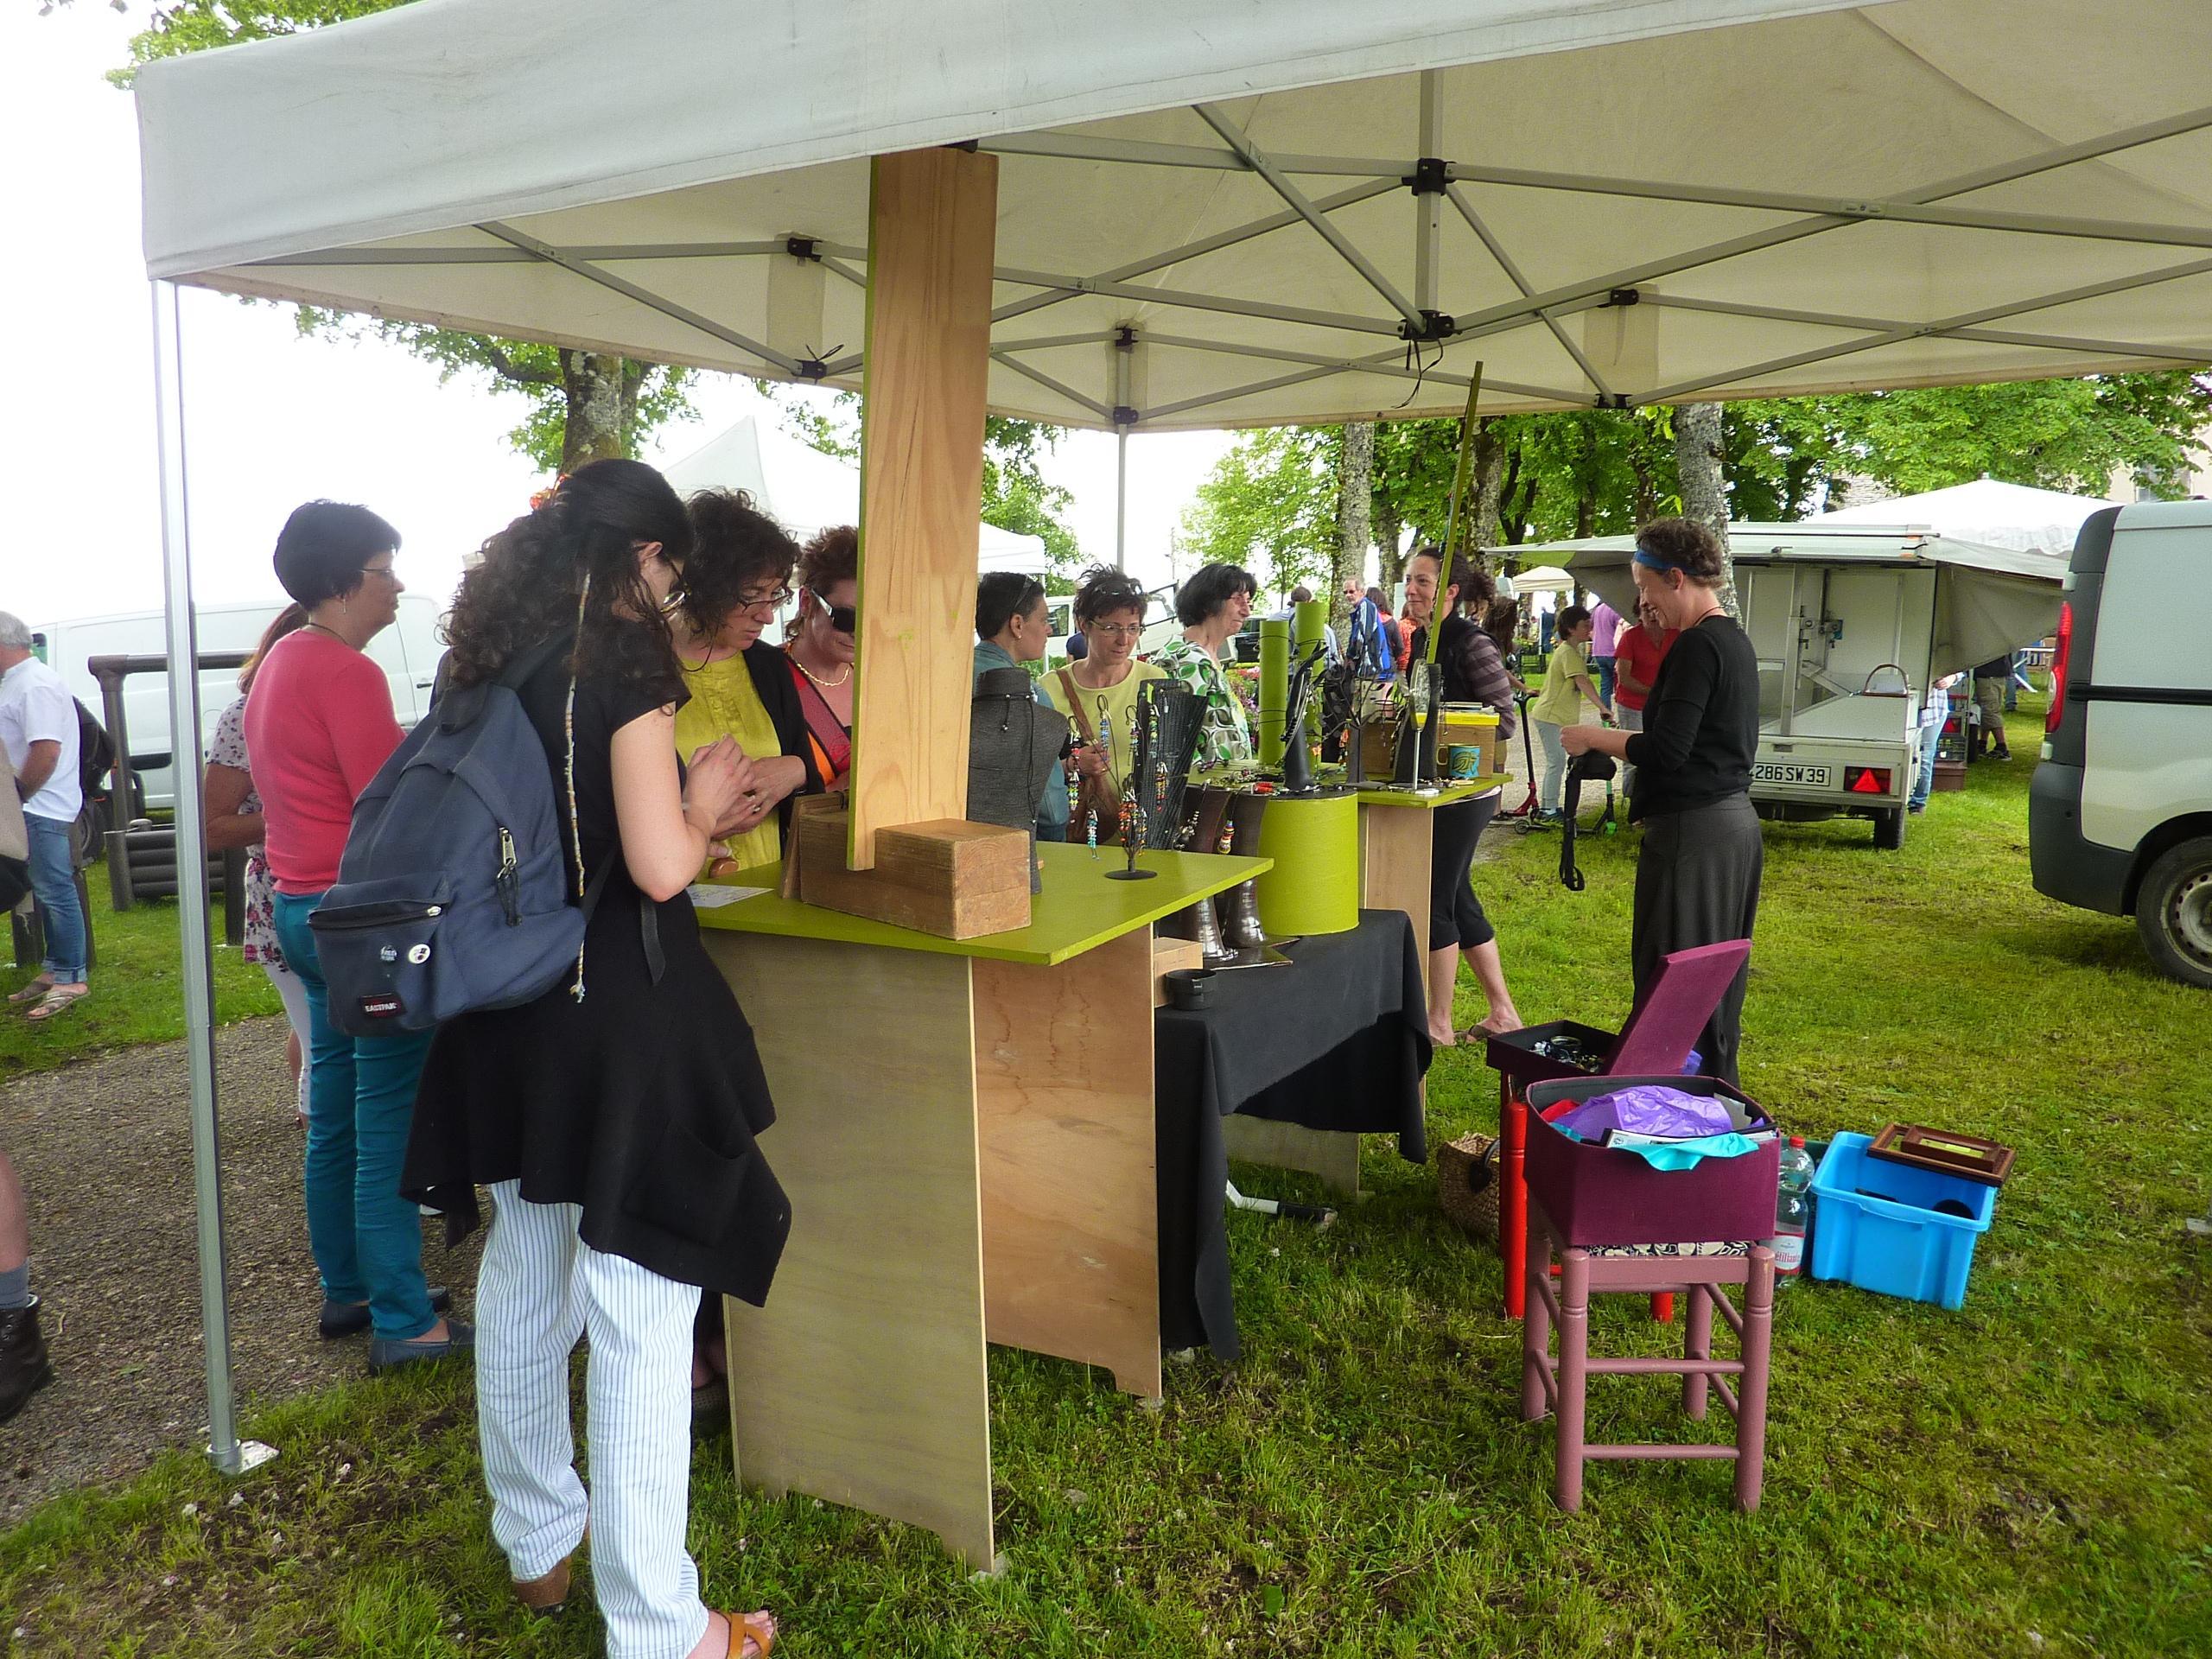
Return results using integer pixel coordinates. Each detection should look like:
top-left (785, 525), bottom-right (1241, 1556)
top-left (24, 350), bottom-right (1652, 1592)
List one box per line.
top-left (2136, 837), bottom-right (2212, 989)
top-left (1872, 807), bottom-right (1904, 851)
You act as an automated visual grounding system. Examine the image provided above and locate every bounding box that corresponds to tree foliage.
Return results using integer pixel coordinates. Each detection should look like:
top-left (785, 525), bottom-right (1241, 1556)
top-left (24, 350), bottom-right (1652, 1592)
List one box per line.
top-left (1185, 373), bottom-right (2212, 594)
top-left (107, 0), bottom-right (694, 474)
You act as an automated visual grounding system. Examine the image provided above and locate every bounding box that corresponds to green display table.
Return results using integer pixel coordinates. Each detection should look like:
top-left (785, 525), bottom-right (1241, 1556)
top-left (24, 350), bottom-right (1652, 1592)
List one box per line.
top-left (696, 840), bottom-right (1265, 1565)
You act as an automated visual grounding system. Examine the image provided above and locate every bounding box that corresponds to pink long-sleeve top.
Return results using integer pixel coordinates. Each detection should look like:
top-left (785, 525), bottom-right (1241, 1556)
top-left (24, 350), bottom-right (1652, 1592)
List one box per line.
top-left (242, 629), bottom-right (404, 895)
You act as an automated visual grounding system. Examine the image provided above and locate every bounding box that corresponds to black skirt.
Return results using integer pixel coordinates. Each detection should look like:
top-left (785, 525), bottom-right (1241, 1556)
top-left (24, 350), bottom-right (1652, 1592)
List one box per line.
top-left (1630, 793), bottom-right (1762, 1088)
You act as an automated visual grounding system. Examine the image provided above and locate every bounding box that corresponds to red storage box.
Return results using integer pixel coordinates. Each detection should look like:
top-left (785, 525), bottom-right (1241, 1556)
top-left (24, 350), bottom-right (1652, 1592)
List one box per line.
top-left (1522, 1075), bottom-right (1780, 1249)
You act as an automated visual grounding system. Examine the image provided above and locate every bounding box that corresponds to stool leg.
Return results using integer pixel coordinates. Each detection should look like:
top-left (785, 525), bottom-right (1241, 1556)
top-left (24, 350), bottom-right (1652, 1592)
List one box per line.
top-left (1501, 1089), bottom-right (1528, 1319)
top-left (1682, 1283), bottom-right (1713, 1421)
top-left (1521, 1210), bottom-right (1550, 1421)
top-left (1735, 1247), bottom-right (1775, 1513)
top-left (1554, 1247), bottom-right (1590, 1512)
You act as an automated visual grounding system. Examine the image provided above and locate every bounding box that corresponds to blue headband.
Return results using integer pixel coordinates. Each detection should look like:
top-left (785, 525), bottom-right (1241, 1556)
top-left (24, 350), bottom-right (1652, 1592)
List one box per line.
top-left (1632, 545), bottom-right (1686, 572)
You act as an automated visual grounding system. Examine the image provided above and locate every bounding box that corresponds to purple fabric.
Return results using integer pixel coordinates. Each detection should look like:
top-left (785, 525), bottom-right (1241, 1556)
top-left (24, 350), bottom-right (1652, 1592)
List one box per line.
top-left (1590, 601), bottom-right (1624, 655)
top-left (1553, 1085), bottom-right (1733, 1142)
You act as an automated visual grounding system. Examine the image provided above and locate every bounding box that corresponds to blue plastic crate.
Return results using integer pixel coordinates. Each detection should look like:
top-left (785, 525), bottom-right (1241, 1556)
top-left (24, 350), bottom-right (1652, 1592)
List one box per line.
top-left (1808, 1132), bottom-right (1998, 1309)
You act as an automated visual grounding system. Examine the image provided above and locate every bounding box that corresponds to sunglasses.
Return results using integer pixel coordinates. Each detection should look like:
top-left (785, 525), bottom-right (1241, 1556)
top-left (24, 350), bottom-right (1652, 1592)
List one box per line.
top-left (810, 588), bottom-right (856, 633)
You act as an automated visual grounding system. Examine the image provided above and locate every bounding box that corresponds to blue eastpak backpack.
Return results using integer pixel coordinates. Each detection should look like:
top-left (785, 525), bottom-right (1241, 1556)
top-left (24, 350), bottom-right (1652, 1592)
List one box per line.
top-left (309, 633), bottom-right (605, 1037)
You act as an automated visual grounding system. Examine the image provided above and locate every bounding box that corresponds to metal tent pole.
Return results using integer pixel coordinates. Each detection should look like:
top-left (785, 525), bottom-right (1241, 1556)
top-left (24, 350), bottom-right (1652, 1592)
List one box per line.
top-left (149, 281), bottom-right (275, 1479)
top-left (1115, 429), bottom-right (1128, 571)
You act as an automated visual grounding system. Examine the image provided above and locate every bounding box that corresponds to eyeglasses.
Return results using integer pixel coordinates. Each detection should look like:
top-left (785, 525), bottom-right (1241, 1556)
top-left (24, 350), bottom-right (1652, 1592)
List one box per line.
top-left (359, 562), bottom-right (400, 583)
top-left (736, 586), bottom-right (792, 616)
top-left (1089, 622), bottom-right (1142, 640)
top-left (810, 588), bottom-right (856, 633)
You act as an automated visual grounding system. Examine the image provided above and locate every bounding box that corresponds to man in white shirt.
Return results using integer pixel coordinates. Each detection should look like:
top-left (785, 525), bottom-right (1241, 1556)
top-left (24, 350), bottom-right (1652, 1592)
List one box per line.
top-left (0, 612), bottom-right (88, 1020)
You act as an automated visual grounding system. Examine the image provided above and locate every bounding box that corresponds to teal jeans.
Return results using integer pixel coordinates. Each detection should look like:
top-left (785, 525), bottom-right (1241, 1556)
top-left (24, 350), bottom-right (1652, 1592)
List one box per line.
top-left (271, 890), bottom-right (437, 1341)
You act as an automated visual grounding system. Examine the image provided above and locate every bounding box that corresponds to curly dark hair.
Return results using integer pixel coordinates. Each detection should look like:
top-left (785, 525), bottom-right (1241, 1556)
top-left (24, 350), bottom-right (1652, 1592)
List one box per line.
top-left (1636, 516), bottom-right (1729, 586)
top-left (1072, 563), bottom-right (1147, 628)
top-left (682, 488), bottom-right (798, 639)
top-left (1173, 562), bottom-right (1256, 627)
top-left (798, 524), bottom-right (859, 598)
top-left (441, 458), bottom-right (694, 695)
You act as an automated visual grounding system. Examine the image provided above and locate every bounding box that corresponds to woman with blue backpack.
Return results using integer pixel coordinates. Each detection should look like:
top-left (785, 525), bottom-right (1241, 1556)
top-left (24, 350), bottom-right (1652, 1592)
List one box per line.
top-left (401, 459), bottom-right (787, 1659)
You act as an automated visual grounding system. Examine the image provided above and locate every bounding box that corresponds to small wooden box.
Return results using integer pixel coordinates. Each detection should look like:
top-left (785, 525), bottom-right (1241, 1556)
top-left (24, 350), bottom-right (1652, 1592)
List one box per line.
top-left (1932, 760), bottom-right (1967, 793)
top-left (796, 811), bottom-right (1031, 939)
top-left (1150, 936), bottom-right (1205, 1007)
top-left (1358, 722), bottom-right (1398, 778)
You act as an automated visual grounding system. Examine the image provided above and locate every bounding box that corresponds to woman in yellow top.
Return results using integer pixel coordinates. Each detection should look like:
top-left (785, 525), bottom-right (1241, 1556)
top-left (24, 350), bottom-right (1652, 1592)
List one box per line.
top-left (1041, 565), bottom-right (1165, 841)
top-left (669, 489), bottom-right (822, 877)
top-left (1529, 603), bottom-right (1611, 824)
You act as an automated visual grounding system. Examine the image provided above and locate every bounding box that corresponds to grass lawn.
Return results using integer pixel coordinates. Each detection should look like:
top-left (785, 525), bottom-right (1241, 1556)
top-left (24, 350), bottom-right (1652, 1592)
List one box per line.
top-left (3, 700), bottom-right (2207, 1656)
top-left (0, 874), bottom-right (279, 1084)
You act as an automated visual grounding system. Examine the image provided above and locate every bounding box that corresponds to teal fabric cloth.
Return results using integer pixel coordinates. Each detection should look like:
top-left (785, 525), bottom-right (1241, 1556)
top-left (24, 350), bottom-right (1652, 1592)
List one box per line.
top-left (1609, 1131), bottom-right (1764, 1170)
top-left (973, 641), bottom-right (1071, 840)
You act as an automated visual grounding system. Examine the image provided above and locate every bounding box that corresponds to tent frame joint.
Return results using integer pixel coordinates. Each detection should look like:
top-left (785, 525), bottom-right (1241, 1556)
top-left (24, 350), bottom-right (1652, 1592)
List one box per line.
top-left (1405, 156), bottom-right (1449, 196)
top-left (1398, 308), bottom-right (1457, 343)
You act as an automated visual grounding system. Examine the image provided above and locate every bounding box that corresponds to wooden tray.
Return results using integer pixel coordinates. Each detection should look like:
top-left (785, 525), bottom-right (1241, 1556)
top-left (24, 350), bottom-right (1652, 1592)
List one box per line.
top-left (1866, 1122), bottom-right (2015, 1187)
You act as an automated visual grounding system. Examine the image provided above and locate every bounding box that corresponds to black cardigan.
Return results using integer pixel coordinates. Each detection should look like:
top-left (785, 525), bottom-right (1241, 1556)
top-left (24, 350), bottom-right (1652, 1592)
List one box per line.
top-left (739, 639), bottom-right (824, 840)
top-left (1622, 614), bottom-right (1759, 821)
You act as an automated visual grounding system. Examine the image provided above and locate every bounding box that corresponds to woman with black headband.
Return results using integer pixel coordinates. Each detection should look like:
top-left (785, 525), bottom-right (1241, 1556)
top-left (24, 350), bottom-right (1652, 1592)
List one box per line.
top-left (1560, 517), bottom-right (1761, 1084)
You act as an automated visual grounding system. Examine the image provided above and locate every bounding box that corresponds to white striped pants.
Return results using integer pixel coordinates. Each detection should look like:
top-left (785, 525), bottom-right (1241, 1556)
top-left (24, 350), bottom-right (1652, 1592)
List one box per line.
top-left (477, 1180), bottom-right (709, 1659)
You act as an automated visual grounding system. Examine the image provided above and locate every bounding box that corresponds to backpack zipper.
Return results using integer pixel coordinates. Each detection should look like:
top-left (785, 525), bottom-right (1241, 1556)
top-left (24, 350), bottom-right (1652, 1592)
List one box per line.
top-left (496, 827), bottom-right (521, 925)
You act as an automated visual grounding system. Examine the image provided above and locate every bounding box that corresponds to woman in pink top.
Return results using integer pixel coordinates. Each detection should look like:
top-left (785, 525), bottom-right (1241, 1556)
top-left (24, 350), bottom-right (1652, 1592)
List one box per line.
top-left (244, 502), bottom-right (460, 1370)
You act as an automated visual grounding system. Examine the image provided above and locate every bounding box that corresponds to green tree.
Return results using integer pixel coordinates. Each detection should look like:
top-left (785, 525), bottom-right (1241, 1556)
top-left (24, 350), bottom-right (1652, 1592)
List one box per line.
top-left (1178, 427), bottom-right (1342, 597)
top-left (107, 0), bottom-right (694, 474)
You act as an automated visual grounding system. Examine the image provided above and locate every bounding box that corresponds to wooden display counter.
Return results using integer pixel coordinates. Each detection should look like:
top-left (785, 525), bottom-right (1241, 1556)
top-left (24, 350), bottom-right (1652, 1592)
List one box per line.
top-left (696, 842), bottom-right (1266, 1567)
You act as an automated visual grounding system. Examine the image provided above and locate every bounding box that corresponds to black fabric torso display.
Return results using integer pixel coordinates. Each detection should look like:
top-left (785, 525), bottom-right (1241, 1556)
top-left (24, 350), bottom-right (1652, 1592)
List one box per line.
top-left (404, 652), bottom-right (791, 1306)
top-left (1154, 911), bottom-right (1431, 1357)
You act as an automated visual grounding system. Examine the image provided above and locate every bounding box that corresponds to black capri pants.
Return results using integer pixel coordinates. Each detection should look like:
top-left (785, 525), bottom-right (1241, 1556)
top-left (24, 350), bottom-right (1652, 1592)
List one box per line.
top-left (1428, 791), bottom-right (1501, 951)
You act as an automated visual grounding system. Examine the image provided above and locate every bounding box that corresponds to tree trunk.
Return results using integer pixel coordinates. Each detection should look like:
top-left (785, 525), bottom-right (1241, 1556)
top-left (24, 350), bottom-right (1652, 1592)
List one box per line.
top-left (1672, 400), bottom-right (1736, 613)
top-left (1469, 419), bottom-right (1508, 562)
top-left (559, 350), bottom-right (635, 471)
top-left (1331, 421), bottom-right (1376, 632)
top-left (1374, 501), bottom-right (1407, 599)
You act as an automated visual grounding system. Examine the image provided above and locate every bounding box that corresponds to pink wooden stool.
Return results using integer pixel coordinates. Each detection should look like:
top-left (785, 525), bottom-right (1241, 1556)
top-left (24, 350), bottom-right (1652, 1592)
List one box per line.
top-left (1521, 1196), bottom-right (1775, 1511)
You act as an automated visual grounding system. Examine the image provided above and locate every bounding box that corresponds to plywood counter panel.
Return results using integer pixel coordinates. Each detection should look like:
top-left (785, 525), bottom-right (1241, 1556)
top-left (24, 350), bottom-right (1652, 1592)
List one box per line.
top-left (705, 931), bottom-right (995, 1567)
top-left (974, 927), bottom-right (1160, 1399)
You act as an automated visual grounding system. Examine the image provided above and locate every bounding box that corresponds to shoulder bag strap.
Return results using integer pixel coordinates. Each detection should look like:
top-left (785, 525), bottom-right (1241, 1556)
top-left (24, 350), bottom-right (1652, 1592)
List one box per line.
top-left (1056, 669), bottom-right (1097, 746)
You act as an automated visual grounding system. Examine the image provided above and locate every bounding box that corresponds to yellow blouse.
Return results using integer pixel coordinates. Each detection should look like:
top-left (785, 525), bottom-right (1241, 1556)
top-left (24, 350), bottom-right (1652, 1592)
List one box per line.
top-left (674, 651), bottom-right (785, 875)
top-left (1040, 660), bottom-right (1167, 798)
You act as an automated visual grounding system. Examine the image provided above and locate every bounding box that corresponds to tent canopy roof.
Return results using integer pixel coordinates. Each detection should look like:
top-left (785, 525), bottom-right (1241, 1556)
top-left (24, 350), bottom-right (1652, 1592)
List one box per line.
top-left (1811, 478), bottom-right (2125, 555)
top-left (136, 0), bottom-right (2212, 432)
top-left (1510, 522), bottom-right (2068, 582)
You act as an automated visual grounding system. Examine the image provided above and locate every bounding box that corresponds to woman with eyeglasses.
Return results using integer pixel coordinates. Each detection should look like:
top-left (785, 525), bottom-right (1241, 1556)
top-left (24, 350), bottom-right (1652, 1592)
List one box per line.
top-left (783, 525), bottom-right (858, 791)
top-left (1041, 564), bottom-right (1164, 841)
top-left (243, 502), bottom-right (461, 1369)
top-left (1145, 562), bottom-right (1257, 772)
top-left (671, 490), bottom-right (822, 879)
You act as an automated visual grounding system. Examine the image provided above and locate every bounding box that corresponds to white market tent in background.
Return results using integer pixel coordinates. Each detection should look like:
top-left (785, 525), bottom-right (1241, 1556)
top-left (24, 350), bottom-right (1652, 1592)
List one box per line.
top-left (1810, 477), bottom-right (2126, 556)
top-left (129, 0), bottom-right (2212, 1474)
top-left (659, 415), bottom-right (1048, 575)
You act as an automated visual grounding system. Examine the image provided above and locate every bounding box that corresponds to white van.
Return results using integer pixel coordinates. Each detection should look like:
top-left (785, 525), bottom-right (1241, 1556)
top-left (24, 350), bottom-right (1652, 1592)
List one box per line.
top-left (31, 594), bottom-right (447, 815)
top-left (2031, 500), bottom-right (2212, 987)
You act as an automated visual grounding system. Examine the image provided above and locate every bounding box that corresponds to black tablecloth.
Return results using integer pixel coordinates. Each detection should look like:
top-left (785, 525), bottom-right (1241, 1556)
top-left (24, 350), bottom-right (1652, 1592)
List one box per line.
top-left (1154, 910), bottom-right (1432, 1358)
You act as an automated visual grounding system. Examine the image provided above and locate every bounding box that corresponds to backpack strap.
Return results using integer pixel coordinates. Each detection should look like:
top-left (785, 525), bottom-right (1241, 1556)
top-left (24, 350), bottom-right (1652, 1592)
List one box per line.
top-left (439, 632), bottom-right (575, 732)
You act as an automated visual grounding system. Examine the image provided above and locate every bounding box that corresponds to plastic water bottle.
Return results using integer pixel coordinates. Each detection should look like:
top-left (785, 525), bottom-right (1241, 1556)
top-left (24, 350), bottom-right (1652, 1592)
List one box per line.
top-left (1767, 1136), bottom-right (1816, 1288)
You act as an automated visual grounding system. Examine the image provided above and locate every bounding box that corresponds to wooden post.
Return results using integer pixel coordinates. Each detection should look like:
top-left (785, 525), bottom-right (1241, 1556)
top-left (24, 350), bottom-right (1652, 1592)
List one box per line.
top-left (849, 148), bottom-right (999, 869)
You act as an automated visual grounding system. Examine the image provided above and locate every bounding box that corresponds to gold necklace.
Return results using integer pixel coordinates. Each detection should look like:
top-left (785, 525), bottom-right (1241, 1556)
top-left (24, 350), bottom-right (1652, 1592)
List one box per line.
top-left (790, 645), bottom-right (851, 690)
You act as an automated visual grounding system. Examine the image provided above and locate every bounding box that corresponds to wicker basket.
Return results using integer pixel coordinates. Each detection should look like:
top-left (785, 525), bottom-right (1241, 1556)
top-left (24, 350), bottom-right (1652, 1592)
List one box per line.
top-left (1436, 1131), bottom-right (1501, 1243)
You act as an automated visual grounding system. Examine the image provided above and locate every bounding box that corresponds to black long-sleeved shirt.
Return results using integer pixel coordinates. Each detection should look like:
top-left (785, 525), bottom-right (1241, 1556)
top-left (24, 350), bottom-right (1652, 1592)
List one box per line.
top-left (1623, 614), bottom-right (1758, 821)
top-left (1412, 614), bottom-right (1518, 740)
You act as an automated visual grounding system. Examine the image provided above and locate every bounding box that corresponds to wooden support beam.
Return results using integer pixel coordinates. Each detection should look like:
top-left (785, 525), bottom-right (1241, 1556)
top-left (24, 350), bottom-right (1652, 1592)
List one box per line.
top-left (849, 147), bottom-right (1000, 868)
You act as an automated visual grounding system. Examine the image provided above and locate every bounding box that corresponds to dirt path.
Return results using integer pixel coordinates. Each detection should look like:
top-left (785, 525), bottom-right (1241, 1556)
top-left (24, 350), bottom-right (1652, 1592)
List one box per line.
top-left (0, 1016), bottom-right (481, 1527)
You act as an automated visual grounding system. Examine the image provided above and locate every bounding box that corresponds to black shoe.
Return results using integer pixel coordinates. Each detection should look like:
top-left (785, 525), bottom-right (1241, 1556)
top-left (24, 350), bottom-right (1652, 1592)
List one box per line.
top-left (1992, 748), bottom-right (2012, 761)
top-left (368, 1317), bottom-right (475, 1373)
top-left (321, 1285), bottom-right (452, 1340)
top-left (0, 1299), bottom-right (54, 1425)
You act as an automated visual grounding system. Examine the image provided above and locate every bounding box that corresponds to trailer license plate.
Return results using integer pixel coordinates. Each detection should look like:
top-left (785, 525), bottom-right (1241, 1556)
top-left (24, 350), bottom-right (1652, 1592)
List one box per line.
top-left (1752, 762), bottom-right (1833, 787)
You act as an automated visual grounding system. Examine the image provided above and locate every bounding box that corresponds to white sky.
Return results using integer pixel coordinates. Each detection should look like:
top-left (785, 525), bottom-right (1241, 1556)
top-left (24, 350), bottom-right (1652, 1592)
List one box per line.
top-left (0, 5), bottom-right (1236, 630)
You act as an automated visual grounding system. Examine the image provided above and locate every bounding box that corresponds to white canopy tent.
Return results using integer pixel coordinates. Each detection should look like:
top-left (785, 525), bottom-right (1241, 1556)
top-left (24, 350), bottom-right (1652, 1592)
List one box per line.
top-left (130, 0), bottom-right (2212, 1473)
top-left (659, 415), bottom-right (1048, 575)
top-left (1811, 477), bottom-right (2126, 556)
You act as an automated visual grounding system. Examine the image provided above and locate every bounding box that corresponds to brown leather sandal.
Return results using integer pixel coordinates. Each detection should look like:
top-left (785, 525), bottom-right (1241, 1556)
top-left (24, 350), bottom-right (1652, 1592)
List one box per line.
top-left (513, 1554), bottom-right (572, 1617)
top-left (715, 1610), bottom-right (778, 1657)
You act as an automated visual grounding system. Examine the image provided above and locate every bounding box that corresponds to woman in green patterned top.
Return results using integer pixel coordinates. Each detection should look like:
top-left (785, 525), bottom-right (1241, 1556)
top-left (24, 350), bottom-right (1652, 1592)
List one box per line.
top-left (1144, 563), bottom-right (1257, 771)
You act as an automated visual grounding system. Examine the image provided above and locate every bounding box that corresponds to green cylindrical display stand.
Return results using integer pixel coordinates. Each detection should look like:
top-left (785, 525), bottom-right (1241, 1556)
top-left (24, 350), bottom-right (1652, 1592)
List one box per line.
top-left (1254, 791), bottom-right (1360, 937)
top-left (1256, 618), bottom-right (1290, 769)
top-left (1293, 599), bottom-right (1329, 665)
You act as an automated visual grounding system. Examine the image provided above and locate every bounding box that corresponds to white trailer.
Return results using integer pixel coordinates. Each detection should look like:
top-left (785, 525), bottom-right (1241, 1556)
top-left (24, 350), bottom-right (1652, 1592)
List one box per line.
top-left (1520, 524), bottom-right (2062, 849)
